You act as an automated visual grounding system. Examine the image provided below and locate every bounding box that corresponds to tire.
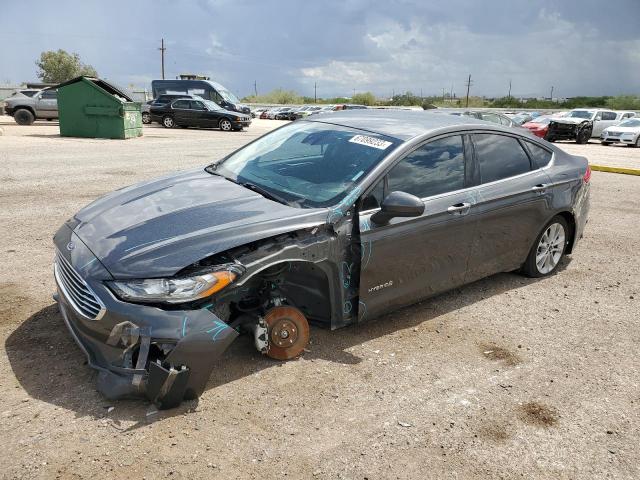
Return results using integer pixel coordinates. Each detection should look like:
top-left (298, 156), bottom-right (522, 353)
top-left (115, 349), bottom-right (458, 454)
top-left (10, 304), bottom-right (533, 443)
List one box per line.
top-left (521, 216), bottom-right (570, 278)
top-left (162, 115), bottom-right (175, 128)
top-left (14, 109), bottom-right (35, 125)
top-left (219, 118), bottom-right (232, 131)
top-left (575, 125), bottom-right (592, 144)
top-left (141, 112), bottom-right (151, 124)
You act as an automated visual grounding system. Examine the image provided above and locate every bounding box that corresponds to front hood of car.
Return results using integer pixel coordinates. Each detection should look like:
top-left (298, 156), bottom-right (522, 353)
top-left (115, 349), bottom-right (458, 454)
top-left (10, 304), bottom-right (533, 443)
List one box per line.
top-left (71, 168), bottom-right (327, 279)
top-left (4, 97), bottom-right (32, 107)
top-left (604, 126), bottom-right (639, 133)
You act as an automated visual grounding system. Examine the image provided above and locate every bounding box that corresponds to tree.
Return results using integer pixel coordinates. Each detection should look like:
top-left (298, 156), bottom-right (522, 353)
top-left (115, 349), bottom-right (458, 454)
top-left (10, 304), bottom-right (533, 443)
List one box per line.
top-left (351, 92), bottom-right (377, 106)
top-left (35, 49), bottom-right (98, 83)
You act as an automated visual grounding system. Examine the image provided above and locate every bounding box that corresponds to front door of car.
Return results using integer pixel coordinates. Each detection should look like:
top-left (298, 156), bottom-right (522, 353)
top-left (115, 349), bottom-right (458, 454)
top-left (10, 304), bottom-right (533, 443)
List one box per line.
top-left (357, 134), bottom-right (477, 320)
top-left (465, 133), bottom-right (553, 282)
top-left (189, 100), bottom-right (210, 127)
top-left (592, 111), bottom-right (618, 136)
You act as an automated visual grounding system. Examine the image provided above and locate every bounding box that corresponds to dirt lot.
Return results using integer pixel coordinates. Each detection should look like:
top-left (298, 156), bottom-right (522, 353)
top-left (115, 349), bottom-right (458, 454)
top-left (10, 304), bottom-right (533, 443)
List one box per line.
top-left (0, 117), bottom-right (639, 479)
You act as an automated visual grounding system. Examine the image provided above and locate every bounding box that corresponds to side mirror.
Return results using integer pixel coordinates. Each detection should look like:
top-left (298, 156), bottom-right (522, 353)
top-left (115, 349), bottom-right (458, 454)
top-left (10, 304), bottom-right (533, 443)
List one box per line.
top-left (370, 191), bottom-right (425, 225)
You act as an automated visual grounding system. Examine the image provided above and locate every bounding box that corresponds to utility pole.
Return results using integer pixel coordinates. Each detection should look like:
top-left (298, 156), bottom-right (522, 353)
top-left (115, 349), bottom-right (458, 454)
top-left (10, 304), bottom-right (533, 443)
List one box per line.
top-left (550, 86), bottom-right (554, 101)
top-left (442, 87), bottom-right (445, 102)
top-left (314, 82), bottom-right (317, 103)
top-left (158, 38), bottom-right (166, 79)
top-left (508, 79), bottom-right (512, 99)
top-left (253, 80), bottom-right (257, 97)
top-left (465, 74), bottom-right (473, 107)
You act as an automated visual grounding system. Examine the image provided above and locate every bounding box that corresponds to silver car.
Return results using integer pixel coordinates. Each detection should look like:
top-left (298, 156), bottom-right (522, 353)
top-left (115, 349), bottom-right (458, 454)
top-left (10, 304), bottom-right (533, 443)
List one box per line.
top-left (601, 118), bottom-right (640, 147)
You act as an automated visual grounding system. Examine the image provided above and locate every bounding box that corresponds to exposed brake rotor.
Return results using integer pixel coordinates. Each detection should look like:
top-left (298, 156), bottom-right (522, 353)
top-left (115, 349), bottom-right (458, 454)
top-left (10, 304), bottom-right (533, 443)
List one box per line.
top-left (263, 306), bottom-right (310, 360)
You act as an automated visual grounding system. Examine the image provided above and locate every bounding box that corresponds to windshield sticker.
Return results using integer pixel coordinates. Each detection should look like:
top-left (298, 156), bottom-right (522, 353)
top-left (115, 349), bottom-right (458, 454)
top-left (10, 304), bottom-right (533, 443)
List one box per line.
top-left (349, 135), bottom-right (392, 150)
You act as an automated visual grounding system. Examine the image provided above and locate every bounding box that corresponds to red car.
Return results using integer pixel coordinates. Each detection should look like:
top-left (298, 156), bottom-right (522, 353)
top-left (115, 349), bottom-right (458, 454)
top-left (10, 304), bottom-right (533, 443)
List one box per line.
top-left (522, 116), bottom-right (552, 139)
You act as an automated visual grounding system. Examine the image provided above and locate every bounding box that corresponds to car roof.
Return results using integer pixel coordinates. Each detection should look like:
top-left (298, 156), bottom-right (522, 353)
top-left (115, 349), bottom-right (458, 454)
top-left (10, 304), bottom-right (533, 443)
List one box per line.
top-left (306, 109), bottom-right (490, 141)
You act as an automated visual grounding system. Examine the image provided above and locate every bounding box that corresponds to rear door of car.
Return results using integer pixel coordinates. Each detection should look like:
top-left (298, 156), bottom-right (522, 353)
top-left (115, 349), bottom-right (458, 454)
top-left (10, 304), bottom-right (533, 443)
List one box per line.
top-left (171, 99), bottom-right (193, 125)
top-left (358, 134), bottom-right (477, 320)
top-left (465, 132), bottom-right (553, 282)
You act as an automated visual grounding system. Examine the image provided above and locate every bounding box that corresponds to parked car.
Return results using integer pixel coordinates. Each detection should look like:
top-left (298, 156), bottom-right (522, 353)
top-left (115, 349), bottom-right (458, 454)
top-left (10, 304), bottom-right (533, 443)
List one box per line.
top-left (274, 108), bottom-right (298, 120)
top-left (547, 109), bottom-right (625, 142)
top-left (149, 98), bottom-right (251, 131)
top-left (141, 94), bottom-right (200, 124)
top-left (437, 109), bottom-right (520, 128)
top-left (251, 107), bottom-right (268, 118)
top-left (3, 87), bottom-right (58, 125)
top-left (511, 113), bottom-right (534, 125)
top-left (600, 118), bottom-right (640, 147)
top-left (522, 116), bottom-right (553, 139)
top-left (266, 107), bottom-right (288, 119)
top-left (53, 110), bottom-right (590, 408)
top-left (294, 106), bottom-right (323, 119)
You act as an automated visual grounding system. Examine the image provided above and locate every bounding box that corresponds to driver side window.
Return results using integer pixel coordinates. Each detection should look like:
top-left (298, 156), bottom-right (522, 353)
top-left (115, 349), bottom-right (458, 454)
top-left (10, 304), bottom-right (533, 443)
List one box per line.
top-left (386, 135), bottom-right (466, 199)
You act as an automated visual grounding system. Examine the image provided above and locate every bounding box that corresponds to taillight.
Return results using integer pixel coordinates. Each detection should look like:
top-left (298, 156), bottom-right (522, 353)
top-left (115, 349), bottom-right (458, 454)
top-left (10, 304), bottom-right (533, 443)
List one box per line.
top-left (583, 165), bottom-right (591, 183)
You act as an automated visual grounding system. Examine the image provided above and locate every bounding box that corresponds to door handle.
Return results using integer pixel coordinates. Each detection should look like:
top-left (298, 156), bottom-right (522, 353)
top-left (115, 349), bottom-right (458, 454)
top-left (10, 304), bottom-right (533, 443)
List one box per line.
top-left (447, 202), bottom-right (471, 215)
top-left (531, 184), bottom-right (549, 192)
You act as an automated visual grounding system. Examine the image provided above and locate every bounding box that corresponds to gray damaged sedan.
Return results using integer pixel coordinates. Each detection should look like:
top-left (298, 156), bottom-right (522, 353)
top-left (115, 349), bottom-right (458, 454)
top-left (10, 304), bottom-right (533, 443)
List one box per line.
top-left (53, 110), bottom-right (590, 408)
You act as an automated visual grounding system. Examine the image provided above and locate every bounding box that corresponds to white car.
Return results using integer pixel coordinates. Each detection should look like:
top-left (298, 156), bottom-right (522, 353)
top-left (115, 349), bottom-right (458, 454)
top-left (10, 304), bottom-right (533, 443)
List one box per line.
top-left (601, 118), bottom-right (640, 147)
top-left (555, 109), bottom-right (634, 138)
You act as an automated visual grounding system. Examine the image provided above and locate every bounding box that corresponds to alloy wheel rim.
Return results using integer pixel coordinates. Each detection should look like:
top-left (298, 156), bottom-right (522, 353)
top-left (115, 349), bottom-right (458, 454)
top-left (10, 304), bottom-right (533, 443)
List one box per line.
top-left (164, 117), bottom-right (173, 127)
top-left (220, 120), bottom-right (231, 131)
top-left (536, 222), bottom-right (565, 274)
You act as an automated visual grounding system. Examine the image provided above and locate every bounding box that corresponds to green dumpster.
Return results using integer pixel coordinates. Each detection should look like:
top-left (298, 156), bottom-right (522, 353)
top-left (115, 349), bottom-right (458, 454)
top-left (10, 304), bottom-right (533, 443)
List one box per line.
top-left (57, 76), bottom-right (142, 139)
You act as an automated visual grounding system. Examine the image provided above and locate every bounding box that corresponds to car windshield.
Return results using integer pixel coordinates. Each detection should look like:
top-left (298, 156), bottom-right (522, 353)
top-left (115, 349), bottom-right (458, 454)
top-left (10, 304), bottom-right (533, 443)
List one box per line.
top-left (210, 121), bottom-right (400, 208)
top-left (217, 86), bottom-right (240, 104)
top-left (203, 100), bottom-right (223, 110)
top-left (618, 119), bottom-right (640, 128)
top-left (568, 110), bottom-right (595, 119)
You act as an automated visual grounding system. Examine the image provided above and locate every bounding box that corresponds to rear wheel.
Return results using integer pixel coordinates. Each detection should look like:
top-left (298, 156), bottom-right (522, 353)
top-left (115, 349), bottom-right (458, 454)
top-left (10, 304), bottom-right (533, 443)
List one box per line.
top-left (162, 115), bottom-right (175, 128)
top-left (522, 216), bottom-right (569, 277)
top-left (14, 109), bottom-right (35, 125)
top-left (219, 118), bottom-right (233, 131)
top-left (141, 112), bottom-right (151, 124)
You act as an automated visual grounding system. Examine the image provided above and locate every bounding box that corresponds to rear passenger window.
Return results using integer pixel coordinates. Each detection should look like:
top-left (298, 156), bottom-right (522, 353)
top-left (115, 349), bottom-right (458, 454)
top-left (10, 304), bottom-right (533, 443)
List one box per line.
top-left (473, 134), bottom-right (531, 183)
top-left (524, 141), bottom-right (553, 168)
top-left (172, 100), bottom-right (190, 109)
top-left (387, 135), bottom-right (465, 198)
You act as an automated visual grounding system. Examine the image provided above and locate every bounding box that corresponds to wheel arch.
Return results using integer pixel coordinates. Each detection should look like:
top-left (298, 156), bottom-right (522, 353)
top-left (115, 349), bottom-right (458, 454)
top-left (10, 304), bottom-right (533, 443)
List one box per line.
top-left (556, 210), bottom-right (576, 253)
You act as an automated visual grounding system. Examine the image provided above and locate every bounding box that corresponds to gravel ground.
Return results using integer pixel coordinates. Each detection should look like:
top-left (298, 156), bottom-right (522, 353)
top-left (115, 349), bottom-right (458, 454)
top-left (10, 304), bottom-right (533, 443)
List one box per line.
top-left (0, 117), bottom-right (639, 479)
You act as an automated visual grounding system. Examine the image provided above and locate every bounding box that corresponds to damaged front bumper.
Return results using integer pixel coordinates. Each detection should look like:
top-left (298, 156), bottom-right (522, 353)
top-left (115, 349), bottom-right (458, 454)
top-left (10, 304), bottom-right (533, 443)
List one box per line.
top-left (53, 228), bottom-right (238, 409)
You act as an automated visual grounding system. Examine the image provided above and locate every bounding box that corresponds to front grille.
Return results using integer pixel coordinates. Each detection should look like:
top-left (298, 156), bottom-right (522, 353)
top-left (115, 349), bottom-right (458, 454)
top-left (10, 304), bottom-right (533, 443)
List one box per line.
top-left (55, 251), bottom-right (105, 320)
top-left (607, 131), bottom-right (622, 137)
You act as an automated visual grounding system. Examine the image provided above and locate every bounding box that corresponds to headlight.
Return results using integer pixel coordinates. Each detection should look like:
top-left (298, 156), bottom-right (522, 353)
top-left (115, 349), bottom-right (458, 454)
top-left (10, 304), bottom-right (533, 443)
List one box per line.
top-left (108, 264), bottom-right (244, 304)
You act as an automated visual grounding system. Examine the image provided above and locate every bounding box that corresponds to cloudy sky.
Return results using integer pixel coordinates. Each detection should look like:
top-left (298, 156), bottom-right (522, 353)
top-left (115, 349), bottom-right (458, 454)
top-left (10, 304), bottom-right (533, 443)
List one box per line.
top-left (2, 0), bottom-right (639, 99)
